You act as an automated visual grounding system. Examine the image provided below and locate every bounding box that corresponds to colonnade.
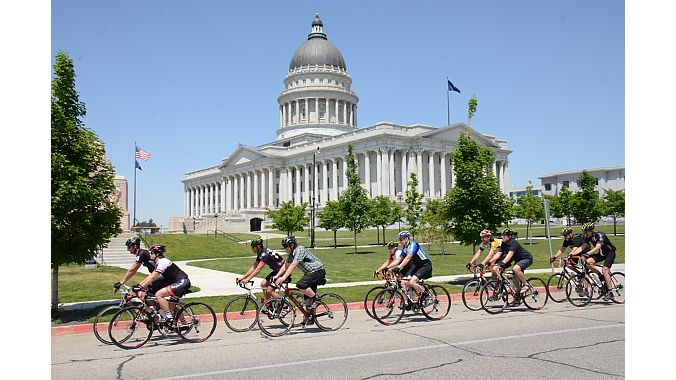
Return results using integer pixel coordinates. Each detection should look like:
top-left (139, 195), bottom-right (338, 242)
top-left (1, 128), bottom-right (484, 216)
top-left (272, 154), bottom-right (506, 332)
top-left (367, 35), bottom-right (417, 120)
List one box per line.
top-left (184, 149), bottom-right (509, 217)
top-left (280, 98), bottom-right (356, 128)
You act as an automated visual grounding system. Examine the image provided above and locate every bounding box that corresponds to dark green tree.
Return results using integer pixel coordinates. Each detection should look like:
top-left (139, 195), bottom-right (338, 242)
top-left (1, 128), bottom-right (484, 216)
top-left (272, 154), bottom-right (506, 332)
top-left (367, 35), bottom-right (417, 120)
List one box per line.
top-left (339, 144), bottom-right (370, 253)
top-left (571, 170), bottom-right (603, 224)
top-left (601, 189), bottom-right (625, 235)
top-left (513, 183), bottom-right (544, 244)
top-left (404, 172), bottom-right (424, 238)
top-left (317, 200), bottom-right (344, 248)
top-left (265, 201), bottom-right (309, 236)
top-left (442, 133), bottom-right (513, 251)
top-left (52, 51), bottom-right (122, 313)
top-left (369, 195), bottom-right (402, 245)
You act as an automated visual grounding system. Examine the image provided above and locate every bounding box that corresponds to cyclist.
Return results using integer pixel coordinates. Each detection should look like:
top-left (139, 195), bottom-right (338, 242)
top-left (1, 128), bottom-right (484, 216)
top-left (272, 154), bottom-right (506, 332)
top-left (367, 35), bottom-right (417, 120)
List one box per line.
top-left (113, 237), bottom-right (164, 294)
top-left (581, 223), bottom-right (617, 301)
top-left (467, 229), bottom-right (502, 271)
top-left (393, 231), bottom-right (433, 306)
top-left (273, 236), bottom-right (326, 319)
top-left (237, 236), bottom-right (287, 303)
top-left (496, 228), bottom-right (533, 305)
top-left (134, 244), bottom-right (191, 323)
top-left (550, 227), bottom-right (589, 265)
top-left (374, 241), bottom-right (404, 277)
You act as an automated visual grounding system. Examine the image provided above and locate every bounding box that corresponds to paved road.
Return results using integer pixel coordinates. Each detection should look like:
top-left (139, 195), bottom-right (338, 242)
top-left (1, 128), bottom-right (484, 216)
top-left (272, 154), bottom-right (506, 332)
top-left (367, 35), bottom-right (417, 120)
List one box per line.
top-left (52, 299), bottom-right (624, 379)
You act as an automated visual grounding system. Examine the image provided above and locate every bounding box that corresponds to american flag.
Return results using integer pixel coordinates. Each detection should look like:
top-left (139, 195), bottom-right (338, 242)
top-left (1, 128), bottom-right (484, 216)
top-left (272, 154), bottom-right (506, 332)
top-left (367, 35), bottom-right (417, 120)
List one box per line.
top-left (135, 146), bottom-right (151, 161)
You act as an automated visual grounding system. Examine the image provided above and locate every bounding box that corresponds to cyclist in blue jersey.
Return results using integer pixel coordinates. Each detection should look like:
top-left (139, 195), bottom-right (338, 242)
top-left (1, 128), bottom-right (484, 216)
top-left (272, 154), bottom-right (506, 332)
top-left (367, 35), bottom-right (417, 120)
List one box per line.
top-left (393, 231), bottom-right (432, 304)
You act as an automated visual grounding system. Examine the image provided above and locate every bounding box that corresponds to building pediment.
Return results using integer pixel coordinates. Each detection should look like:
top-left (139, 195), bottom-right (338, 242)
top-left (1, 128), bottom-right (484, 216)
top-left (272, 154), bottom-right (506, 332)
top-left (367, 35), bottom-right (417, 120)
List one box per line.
top-left (420, 123), bottom-right (501, 148)
top-left (219, 145), bottom-right (268, 168)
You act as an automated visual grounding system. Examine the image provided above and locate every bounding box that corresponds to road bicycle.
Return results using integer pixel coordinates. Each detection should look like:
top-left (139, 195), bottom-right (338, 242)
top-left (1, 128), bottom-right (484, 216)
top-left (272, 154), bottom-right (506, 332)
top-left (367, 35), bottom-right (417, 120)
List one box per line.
top-left (92, 285), bottom-right (138, 344)
top-left (223, 280), bottom-right (265, 332)
top-left (257, 280), bottom-right (348, 337)
top-left (371, 271), bottom-right (451, 325)
top-left (566, 257), bottom-right (625, 307)
top-left (364, 271), bottom-right (397, 319)
top-left (479, 268), bottom-right (547, 314)
top-left (462, 264), bottom-right (494, 311)
top-left (547, 256), bottom-right (589, 303)
top-left (107, 289), bottom-right (217, 349)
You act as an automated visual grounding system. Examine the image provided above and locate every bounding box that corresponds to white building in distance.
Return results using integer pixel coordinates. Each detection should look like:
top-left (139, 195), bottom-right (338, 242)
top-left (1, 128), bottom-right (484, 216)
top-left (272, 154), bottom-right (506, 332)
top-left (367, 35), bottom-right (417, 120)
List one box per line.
top-left (538, 166), bottom-right (625, 196)
top-left (178, 15), bottom-right (512, 233)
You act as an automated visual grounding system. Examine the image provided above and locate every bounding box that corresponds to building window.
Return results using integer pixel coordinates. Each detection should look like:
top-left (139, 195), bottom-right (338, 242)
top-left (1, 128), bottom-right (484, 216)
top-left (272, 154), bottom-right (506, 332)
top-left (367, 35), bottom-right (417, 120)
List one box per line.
top-left (563, 181), bottom-right (569, 188)
top-left (283, 141), bottom-right (290, 147)
top-left (544, 183), bottom-right (551, 191)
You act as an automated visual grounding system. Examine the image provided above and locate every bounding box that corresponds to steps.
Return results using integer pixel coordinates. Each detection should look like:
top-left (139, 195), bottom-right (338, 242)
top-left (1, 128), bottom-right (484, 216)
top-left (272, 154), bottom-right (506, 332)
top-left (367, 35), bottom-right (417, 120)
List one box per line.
top-left (96, 233), bottom-right (145, 269)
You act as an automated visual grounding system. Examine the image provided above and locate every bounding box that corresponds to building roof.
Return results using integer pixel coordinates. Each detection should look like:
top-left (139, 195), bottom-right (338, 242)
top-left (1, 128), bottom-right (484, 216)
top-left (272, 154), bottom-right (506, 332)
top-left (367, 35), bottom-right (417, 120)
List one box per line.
top-left (538, 166), bottom-right (624, 179)
top-left (289, 15), bottom-right (346, 71)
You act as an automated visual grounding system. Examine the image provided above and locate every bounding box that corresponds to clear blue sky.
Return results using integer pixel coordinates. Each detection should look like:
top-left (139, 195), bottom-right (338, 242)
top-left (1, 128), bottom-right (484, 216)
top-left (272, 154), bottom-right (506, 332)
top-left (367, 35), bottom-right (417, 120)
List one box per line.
top-left (51, 0), bottom-right (624, 227)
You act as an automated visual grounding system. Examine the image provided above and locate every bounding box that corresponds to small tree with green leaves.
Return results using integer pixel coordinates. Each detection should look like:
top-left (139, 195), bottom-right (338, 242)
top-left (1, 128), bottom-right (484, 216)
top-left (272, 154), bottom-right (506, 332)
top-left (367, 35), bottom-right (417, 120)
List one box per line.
top-left (420, 198), bottom-right (452, 254)
top-left (317, 200), bottom-right (344, 248)
top-left (571, 170), bottom-right (603, 224)
top-left (265, 201), bottom-right (309, 236)
top-left (602, 189), bottom-right (625, 235)
top-left (513, 183), bottom-right (544, 244)
top-left (339, 144), bottom-right (370, 253)
top-left (404, 172), bottom-right (424, 239)
top-left (369, 195), bottom-right (402, 245)
top-left (467, 95), bottom-right (478, 124)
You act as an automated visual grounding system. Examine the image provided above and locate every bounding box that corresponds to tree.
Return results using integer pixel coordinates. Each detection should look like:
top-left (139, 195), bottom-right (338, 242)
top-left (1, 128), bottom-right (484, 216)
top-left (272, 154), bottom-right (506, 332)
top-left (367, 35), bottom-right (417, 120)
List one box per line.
top-left (548, 186), bottom-right (575, 226)
top-left (404, 172), bottom-right (424, 238)
top-left (317, 200), bottom-right (344, 248)
top-left (52, 51), bottom-right (122, 313)
top-left (419, 198), bottom-right (452, 254)
top-left (265, 201), bottom-right (309, 236)
top-left (369, 195), bottom-right (401, 245)
top-left (602, 189), bottom-right (625, 235)
top-left (513, 183), bottom-right (544, 244)
top-left (571, 170), bottom-right (603, 224)
top-left (442, 133), bottom-right (513, 251)
top-left (467, 95), bottom-right (478, 123)
top-left (338, 144), bottom-right (370, 253)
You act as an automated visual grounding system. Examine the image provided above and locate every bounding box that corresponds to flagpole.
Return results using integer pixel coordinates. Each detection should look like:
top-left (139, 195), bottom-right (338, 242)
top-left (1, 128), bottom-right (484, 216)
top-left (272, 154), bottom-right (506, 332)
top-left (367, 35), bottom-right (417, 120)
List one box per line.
top-left (446, 77), bottom-right (450, 125)
top-left (133, 142), bottom-right (137, 229)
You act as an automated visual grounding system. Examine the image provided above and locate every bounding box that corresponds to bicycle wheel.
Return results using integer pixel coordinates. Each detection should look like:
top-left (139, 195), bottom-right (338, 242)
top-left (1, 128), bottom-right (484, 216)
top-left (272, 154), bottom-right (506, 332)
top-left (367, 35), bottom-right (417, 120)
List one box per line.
top-left (462, 279), bottom-right (483, 311)
top-left (522, 277), bottom-right (548, 310)
top-left (589, 272), bottom-right (604, 300)
top-left (223, 295), bottom-right (259, 332)
top-left (421, 285), bottom-right (451, 320)
top-left (609, 272), bottom-right (625, 304)
top-left (480, 280), bottom-right (507, 314)
top-left (257, 298), bottom-right (295, 337)
top-left (314, 293), bottom-right (348, 331)
top-left (175, 302), bottom-right (217, 343)
top-left (363, 286), bottom-right (386, 319)
top-left (371, 288), bottom-right (405, 326)
top-left (566, 275), bottom-right (593, 307)
top-left (108, 305), bottom-right (153, 349)
top-left (546, 273), bottom-right (569, 303)
top-left (93, 305), bottom-right (123, 344)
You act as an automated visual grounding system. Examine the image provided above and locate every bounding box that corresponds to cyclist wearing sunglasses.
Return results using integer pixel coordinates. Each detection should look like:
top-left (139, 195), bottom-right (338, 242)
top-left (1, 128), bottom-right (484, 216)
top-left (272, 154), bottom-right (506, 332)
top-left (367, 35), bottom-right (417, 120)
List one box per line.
top-left (273, 236), bottom-right (326, 314)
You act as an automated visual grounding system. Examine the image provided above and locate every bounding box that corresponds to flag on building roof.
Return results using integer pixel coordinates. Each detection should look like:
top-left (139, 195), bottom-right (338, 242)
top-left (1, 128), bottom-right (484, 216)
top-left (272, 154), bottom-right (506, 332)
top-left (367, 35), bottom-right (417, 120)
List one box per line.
top-left (135, 146), bottom-right (151, 161)
top-left (447, 80), bottom-right (461, 93)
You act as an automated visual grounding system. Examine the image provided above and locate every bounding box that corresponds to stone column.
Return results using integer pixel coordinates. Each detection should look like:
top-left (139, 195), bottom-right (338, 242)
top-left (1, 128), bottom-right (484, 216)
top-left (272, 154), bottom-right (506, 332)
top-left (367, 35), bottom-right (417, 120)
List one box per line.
top-left (416, 150), bottom-right (424, 194)
top-left (331, 159), bottom-right (338, 200)
top-left (495, 161), bottom-right (502, 190)
top-left (268, 169), bottom-right (274, 207)
top-left (375, 149), bottom-right (382, 196)
top-left (321, 161), bottom-right (328, 205)
top-left (449, 157), bottom-right (455, 188)
top-left (428, 152), bottom-right (435, 198)
top-left (401, 150), bottom-right (408, 194)
top-left (315, 98), bottom-right (319, 123)
top-left (294, 167), bottom-right (301, 205)
top-left (389, 149), bottom-right (396, 196)
top-left (343, 101), bottom-right (348, 125)
top-left (253, 171), bottom-right (259, 208)
top-left (303, 165), bottom-right (310, 204)
top-left (278, 169), bottom-right (286, 203)
top-left (440, 154), bottom-right (447, 195)
top-left (502, 161), bottom-right (509, 194)
top-left (225, 177), bottom-right (231, 211)
top-left (364, 151), bottom-right (371, 196)
top-left (341, 158), bottom-right (347, 193)
top-left (212, 183), bottom-right (217, 213)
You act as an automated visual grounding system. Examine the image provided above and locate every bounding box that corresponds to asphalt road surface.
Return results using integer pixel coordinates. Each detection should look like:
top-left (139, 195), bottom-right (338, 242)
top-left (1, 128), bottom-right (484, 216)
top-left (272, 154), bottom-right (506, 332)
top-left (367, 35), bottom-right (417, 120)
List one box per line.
top-left (52, 299), bottom-right (624, 380)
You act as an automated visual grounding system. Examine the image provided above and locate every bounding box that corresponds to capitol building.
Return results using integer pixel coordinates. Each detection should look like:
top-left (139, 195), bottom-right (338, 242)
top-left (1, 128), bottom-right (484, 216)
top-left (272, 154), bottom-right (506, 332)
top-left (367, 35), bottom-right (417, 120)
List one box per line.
top-left (178, 14), bottom-right (512, 233)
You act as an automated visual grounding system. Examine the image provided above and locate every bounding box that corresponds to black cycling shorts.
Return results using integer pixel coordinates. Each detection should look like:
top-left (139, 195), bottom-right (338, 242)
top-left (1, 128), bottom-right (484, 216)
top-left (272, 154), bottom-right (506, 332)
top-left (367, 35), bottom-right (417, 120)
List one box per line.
top-left (296, 269), bottom-right (326, 292)
top-left (165, 277), bottom-right (191, 298)
top-left (594, 250), bottom-right (616, 269)
top-left (410, 261), bottom-right (432, 280)
top-left (513, 257), bottom-right (533, 271)
top-left (264, 270), bottom-right (281, 283)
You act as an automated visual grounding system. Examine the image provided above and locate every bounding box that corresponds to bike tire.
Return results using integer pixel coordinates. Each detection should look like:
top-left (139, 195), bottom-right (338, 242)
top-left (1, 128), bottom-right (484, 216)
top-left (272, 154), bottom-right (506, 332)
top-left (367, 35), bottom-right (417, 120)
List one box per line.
top-left (566, 275), bottom-right (593, 307)
top-left (363, 286), bottom-right (386, 319)
top-left (314, 293), bottom-right (348, 331)
top-left (93, 305), bottom-right (122, 345)
top-left (480, 280), bottom-right (507, 314)
top-left (461, 279), bottom-right (483, 311)
top-left (610, 272), bottom-right (625, 304)
top-left (546, 273), bottom-right (569, 303)
top-left (371, 288), bottom-right (405, 326)
top-left (176, 301), bottom-right (217, 343)
top-left (223, 295), bottom-right (259, 332)
top-left (257, 298), bottom-right (295, 337)
top-left (421, 285), bottom-right (451, 320)
top-left (108, 305), bottom-right (153, 349)
top-left (523, 277), bottom-right (548, 310)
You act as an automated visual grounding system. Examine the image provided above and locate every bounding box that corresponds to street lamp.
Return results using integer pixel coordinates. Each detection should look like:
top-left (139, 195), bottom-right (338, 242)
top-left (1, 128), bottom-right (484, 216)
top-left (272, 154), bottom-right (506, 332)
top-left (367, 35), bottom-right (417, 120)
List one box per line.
top-left (214, 213), bottom-right (218, 237)
top-left (192, 217), bottom-right (196, 233)
top-left (397, 192), bottom-right (403, 232)
top-left (311, 146), bottom-right (320, 248)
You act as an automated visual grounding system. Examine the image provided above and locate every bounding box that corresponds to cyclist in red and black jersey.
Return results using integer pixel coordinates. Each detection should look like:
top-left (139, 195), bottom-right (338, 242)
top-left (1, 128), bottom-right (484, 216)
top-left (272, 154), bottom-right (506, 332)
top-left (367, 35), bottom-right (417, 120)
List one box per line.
top-left (581, 223), bottom-right (617, 301)
top-left (237, 236), bottom-right (287, 301)
top-left (135, 245), bottom-right (191, 322)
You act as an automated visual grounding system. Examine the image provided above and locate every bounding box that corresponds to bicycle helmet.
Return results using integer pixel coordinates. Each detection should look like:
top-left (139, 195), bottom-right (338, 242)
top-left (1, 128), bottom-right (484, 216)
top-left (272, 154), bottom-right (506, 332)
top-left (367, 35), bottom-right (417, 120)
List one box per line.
top-left (125, 237), bottom-right (141, 248)
top-left (149, 244), bottom-right (166, 256)
top-left (480, 229), bottom-right (492, 238)
top-left (583, 222), bottom-right (595, 232)
top-left (387, 241), bottom-right (398, 249)
top-left (501, 228), bottom-right (515, 237)
top-left (561, 228), bottom-right (573, 236)
top-left (250, 236), bottom-right (264, 247)
top-left (398, 231), bottom-right (411, 239)
top-left (281, 236), bottom-right (296, 248)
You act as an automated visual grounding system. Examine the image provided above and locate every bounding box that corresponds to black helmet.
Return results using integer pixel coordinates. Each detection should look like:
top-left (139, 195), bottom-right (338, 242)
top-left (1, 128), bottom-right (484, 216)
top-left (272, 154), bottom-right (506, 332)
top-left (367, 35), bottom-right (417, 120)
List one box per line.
top-left (501, 228), bottom-right (515, 237)
top-left (281, 236), bottom-right (296, 248)
top-left (387, 241), bottom-right (398, 249)
top-left (561, 228), bottom-right (573, 236)
top-left (398, 231), bottom-right (411, 239)
top-left (150, 244), bottom-right (166, 255)
top-left (250, 236), bottom-right (264, 247)
top-left (125, 237), bottom-right (141, 248)
top-left (583, 222), bottom-right (595, 232)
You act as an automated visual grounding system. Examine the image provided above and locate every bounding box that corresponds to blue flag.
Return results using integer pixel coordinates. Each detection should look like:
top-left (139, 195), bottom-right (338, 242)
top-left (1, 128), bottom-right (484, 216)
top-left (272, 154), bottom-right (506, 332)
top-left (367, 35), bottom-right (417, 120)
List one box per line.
top-left (135, 160), bottom-right (142, 171)
top-left (447, 80), bottom-right (461, 93)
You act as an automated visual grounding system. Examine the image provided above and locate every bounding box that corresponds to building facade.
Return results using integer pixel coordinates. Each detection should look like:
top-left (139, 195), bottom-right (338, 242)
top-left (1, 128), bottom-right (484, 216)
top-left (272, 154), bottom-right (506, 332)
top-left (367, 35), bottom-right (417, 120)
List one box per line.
top-left (179, 15), bottom-right (512, 232)
top-left (538, 166), bottom-right (625, 197)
